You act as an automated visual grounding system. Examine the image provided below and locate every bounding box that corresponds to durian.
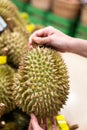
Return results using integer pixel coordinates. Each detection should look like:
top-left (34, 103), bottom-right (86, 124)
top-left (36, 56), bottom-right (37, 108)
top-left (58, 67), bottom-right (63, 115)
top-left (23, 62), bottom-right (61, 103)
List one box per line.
top-left (13, 47), bottom-right (69, 119)
top-left (0, 64), bottom-right (16, 116)
top-left (0, 28), bottom-right (29, 67)
top-left (0, 0), bottom-right (26, 29)
top-left (0, 0), bottom-right (29, 67)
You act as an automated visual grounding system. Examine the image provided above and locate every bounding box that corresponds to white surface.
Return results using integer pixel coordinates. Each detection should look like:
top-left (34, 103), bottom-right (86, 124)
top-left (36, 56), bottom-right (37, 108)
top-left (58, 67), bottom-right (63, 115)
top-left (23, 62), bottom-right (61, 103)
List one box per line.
top-left (61, 53), bottom-right (87, 130)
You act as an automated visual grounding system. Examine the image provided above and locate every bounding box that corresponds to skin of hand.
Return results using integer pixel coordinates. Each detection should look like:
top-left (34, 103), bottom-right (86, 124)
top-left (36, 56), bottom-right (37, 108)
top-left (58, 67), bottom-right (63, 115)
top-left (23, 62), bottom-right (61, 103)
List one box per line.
top-left (29, 26), bottom-right (73, 52)
top-left (28, 114), bottom-right (56, 130)
top-left (29, 26), bottom-right (87, 57)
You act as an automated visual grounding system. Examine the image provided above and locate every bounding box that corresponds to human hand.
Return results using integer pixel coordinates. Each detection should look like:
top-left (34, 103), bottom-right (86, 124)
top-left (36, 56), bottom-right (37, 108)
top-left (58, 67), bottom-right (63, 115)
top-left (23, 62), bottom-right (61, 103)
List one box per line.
top-left (0, 103), bottom-right (5, 117)
top-left (28, 114), bottom-right (56, 130)
top-left (29, 26), bottom-right (73, 52)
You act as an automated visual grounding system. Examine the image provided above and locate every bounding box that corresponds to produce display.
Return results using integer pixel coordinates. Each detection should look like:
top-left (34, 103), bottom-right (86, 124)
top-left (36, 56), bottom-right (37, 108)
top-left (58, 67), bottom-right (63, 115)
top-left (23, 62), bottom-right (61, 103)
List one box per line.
top-left (0, 0), bottom-right (79, 130)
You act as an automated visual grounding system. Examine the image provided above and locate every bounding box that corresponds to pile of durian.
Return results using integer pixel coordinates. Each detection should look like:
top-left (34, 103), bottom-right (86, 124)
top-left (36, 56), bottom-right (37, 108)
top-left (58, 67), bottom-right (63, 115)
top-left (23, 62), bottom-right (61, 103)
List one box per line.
top-left (0, 0), bottom-right (78, 130)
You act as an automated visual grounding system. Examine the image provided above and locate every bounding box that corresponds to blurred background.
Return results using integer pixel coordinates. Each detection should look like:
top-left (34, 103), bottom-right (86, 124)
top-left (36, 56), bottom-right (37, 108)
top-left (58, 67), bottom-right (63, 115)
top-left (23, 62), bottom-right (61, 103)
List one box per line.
top-left (7, 0), bottom-right (87, 129)
top-left (11, 0), bottom-right (87, 39)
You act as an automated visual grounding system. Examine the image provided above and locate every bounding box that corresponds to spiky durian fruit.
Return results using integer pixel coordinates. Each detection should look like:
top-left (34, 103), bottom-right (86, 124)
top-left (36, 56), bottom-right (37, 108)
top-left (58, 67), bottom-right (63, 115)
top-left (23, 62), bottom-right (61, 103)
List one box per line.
top-left (0, 0), bottom-right (29, 67)
top-left (13, 47), bottom-right (69, 119)
top-left (0, 0), bottom-right (26, 29)
top-left (0, 29), bottom-right (10, 56)
top-left (0, 65), bottom-right (16, 116)
top-left (0, 28), bottom-right (29, 67)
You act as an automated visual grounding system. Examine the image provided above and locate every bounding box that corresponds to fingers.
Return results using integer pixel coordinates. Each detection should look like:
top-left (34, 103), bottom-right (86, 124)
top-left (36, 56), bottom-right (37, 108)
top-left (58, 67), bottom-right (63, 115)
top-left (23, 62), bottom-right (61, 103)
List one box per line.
top-left (43, 118), bottom-right (48, 130)
top-left (29, 35), bottom-right (51, 49)
top-left (38, 118), bottom-right (41, 125)
top-left (0, 103), bottom-right (5, 117)
top-left (28, 114), bottom-right (57, 130)
top-left (30, 114), bottom-right (43, 130)
top-left (28, 120), bottom-right (33, 130)
top-left (51, 117), bottom-right (56, 130)
top-left (29, 28), bottom-right (47, 45)
top-left (29, 26), bottom-right (54, 46)
top-left (33, 36), bottom-right (51, 45)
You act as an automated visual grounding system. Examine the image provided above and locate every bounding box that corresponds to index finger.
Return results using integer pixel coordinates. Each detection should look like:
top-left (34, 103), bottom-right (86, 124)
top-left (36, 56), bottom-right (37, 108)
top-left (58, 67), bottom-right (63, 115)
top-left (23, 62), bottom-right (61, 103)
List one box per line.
top-left (29, 27), bottom-right (52, 45)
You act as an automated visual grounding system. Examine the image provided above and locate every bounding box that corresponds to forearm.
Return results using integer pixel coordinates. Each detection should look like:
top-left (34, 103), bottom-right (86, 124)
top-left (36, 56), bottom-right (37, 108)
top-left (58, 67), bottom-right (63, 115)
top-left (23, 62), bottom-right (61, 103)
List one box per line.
top-left (68, 38), bottom-right (87, 57)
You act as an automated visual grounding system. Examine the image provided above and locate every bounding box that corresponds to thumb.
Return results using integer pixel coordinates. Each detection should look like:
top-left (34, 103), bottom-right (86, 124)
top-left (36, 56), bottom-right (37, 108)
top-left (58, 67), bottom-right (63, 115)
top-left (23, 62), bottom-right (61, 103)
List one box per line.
top-left (33, 36), bottom-right (51, 45)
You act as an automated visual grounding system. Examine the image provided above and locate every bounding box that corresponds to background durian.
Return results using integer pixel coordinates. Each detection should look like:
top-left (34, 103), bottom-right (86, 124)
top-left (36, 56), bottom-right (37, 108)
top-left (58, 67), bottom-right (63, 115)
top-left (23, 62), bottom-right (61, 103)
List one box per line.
top-left (0, 28), bottom-right (29, 67)
top-left (13, 47), bottom-right (69, 119)
top-left (0, 0), bottom-right (26, 29)
top-left (0, 64), bottom-right (16, 116)
top-left (0, 0), bottom-right (29, 68)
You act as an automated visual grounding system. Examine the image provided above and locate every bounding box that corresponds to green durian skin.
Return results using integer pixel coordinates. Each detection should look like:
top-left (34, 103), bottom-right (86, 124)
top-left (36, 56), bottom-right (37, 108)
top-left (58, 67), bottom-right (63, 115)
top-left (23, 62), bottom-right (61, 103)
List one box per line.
top-left (0, 29), bottom-right (29, 68)
top-left (14, 47), bottom-right (69, 119)
top-left (0, 64), bottom-right (16, 115)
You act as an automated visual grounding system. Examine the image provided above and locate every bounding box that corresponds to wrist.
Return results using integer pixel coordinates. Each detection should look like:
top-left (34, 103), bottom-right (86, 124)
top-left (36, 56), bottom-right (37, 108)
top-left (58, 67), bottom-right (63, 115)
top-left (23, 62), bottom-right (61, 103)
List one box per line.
top-left (66, 37), bottom-right (87, 57)
top-left (65, 37), bottom-right (75, 53)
